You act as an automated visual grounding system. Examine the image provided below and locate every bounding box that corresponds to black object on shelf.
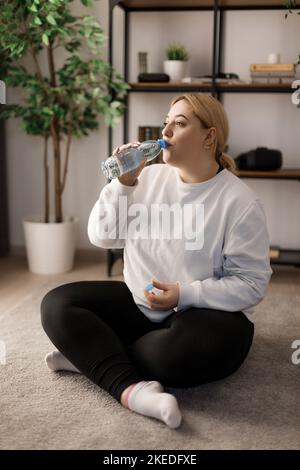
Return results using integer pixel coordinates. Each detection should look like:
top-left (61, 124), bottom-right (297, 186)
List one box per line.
top-left (235, 147), bottom-right (282, 171)
top-left (203, 72), bottom-right (240, 80)
top-left (138, 73), bottom-right (170, 82)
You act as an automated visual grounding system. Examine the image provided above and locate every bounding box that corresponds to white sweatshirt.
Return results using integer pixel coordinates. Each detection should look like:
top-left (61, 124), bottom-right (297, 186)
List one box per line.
top-left (88, 163), bottom-right (273, 323)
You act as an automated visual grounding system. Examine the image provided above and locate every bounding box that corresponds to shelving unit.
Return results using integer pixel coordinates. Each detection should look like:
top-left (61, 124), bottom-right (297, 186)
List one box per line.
top-left (128, 82), bottom-right (296, 93)
top-left (106, 0), bottom-right (300, 276)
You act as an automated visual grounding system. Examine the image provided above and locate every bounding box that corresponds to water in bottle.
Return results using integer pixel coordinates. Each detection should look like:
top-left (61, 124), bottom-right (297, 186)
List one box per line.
top-left (101, 139), bottom-right (170, 180)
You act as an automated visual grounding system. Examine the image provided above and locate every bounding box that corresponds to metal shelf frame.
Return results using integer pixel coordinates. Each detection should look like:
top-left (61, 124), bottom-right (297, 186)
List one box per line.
top-left (106, 0), bottom-right (300, 275)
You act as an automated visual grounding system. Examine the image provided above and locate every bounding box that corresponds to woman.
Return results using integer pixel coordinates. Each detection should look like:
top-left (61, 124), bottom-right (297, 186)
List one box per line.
top-left (41, 93), bottom-right (273, 429)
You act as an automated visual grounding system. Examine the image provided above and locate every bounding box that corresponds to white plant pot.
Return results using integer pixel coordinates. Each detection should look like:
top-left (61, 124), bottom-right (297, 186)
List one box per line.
top-left (23, 215), bottom-right (79, 274)
top-left (163, 60), bottom-right (188, 82)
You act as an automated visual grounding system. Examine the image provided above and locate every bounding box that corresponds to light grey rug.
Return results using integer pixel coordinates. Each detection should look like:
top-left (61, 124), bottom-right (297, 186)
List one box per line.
top-left (1, 269), bottom-right (300, 450)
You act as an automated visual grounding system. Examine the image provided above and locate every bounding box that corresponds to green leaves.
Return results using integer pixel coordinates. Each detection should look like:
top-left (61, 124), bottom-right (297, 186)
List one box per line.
top-left (285, 0), bottom-right (298, 18)
top-left (0, 0), bottom-right (129, 137)
top-left (284, 1), bottom-right (300, 70)
top-left (29, 4), bottom-right (38, 13)
top-left (42, 34), bottom-right (49, 46)
top-left (166, 44), bottom-right (190, 61)
top-left (46, 14), bottom-right (56, 26)
top-left (81, 0), bottom-right (94, 7)
top-left (34, 16), bottom-right (42, 26)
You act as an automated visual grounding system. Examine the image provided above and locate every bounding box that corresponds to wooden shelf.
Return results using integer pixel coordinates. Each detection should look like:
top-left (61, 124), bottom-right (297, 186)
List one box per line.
top-left (128, 82), bottom-right (212, 92)
top-left (237, 169), bottom-right (300, 180)
top-left (128, 82), bottom-right (295, 93)
top-left (117, 0), bottom-right (300, 10)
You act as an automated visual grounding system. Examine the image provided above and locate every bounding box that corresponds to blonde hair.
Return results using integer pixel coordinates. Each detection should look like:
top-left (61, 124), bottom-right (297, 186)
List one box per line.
top-left (171, 93), bottom-right (238, 175)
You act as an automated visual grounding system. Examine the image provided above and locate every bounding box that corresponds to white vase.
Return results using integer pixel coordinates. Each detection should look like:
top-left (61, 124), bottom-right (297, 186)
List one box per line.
top-left (163, 60), bottom-right (188, 82)
top-left (23, 215), bottom-right (79, 274)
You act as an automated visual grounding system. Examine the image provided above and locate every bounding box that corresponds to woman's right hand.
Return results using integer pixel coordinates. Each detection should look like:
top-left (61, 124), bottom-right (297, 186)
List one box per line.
top-left (113, 141), bottom-right (146, 187)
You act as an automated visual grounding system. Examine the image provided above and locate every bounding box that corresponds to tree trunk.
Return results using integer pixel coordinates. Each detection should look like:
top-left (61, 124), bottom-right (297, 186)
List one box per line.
top-left (43, 136), bottom-right (50, 223)
top-left (51, 118), bottom-right (62, 222)
top-left (47, 44), bottom-right (62, 223)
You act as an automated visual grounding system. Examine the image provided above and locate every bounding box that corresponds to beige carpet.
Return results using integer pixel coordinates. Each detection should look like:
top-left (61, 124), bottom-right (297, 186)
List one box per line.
top-left (1, 268), bottom-right (300, 450)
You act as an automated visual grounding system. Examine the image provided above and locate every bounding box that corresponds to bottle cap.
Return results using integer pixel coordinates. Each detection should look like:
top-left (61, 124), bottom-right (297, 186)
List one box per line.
top-left (144, 283), bottom-right (154, 292)
top-left (157, 139), bottom-right (170, 149)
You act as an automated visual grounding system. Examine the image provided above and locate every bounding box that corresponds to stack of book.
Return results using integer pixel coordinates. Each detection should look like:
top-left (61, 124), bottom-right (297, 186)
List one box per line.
top-left (138, 126), bottom-right (165, 165)
top-left (181, 77), bottom-right (244, 84)
top-left (250, 63), bottom-right (296, 84)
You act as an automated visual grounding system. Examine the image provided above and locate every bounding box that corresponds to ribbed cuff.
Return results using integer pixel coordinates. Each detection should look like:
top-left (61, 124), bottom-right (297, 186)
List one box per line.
top-left (176, 282), bottom-right (195, 311)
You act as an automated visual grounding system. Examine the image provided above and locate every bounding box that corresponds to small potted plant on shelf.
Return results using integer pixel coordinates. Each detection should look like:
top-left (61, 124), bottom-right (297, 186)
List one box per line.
top-left (163, 44), bottom-right (190, 82)
top-left (0, 0), bottom-right (129, 274)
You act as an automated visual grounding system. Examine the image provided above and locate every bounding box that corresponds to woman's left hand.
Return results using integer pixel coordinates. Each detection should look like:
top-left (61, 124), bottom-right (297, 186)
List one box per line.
top-left (144, 279), bottom-right (179, 311)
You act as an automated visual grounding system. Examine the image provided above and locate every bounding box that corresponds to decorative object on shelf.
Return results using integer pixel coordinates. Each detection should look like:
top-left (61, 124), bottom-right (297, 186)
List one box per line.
top-left (138, 51), bottom-right (148, 74)
top-left (235, 147), bottom-right (282, 171)
top-left (250, 63), bottom-right (296, 84)
top-left (182, 72), bottom-right (241, 84)
top-left (0, 0), bottom-right (129, 274)
top-left (138, 126), bottom-right (163, 141)
top-left (163, 44), bottom-right (190, 82)
top-left (268, 52), bottom-right (281, 64)
top-left (138, 73), bottom-right (169, 82)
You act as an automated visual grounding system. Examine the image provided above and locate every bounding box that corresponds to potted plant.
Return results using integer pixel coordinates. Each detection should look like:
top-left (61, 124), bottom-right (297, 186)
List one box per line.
top-left (0, 0), bottom-right (129, 274)
top-left (163, 44), bottom-right (190, 82)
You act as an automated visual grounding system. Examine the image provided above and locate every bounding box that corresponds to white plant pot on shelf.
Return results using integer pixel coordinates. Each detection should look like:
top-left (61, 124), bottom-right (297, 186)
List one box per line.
top-left (23, 215), bottom-right (79, 274)
top-left (163, 60), bottom-right (188, 82)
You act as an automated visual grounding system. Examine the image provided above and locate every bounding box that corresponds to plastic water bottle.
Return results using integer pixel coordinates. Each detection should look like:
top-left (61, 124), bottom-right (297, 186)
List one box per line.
top-left (101, 139), bottom-right (170, 180)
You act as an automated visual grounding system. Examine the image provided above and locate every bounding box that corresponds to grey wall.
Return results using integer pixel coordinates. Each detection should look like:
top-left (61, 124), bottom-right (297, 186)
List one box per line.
top-left (0, 119), bottom-right (9, 256)
top-left (6, 2), bottom-right (300, 253)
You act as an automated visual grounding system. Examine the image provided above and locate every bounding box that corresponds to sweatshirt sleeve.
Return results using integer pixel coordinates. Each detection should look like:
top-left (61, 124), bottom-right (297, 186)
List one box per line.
top-left (87, 177), bottom-right (139, 249)
top-left (175, 200), bottom-right (273, 313)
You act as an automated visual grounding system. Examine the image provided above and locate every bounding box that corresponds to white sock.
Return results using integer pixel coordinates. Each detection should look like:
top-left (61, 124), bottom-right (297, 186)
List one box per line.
top-left (126, 381), bottom-right (182, 429)
top-left (45, 350), bottom-right (80, 373)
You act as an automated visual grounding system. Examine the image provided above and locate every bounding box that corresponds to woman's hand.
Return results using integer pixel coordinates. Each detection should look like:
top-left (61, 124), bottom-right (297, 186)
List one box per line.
top-left (144, 279), bottom-right (179, 311)
top-left (113, 141), bottom-right (146, 187)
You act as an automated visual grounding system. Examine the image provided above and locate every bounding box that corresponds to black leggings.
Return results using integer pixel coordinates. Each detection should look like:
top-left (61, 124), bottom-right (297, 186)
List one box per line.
top-left (40, 281), bottom-right (254, 403)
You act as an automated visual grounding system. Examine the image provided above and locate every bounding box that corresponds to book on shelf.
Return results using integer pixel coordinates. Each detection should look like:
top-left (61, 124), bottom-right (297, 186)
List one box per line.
top-left (181, 77), bottom-right (244, 84)
top-left (138, 126), bottom-right (164, 165)
top-left (250, 63), bottom-right (295, 72)
top-left (250, 63), bottom-right (296, 83)
top-left (250, 71), bottom-right (295, 78)
top-left (250, 76), bottom-right (295, 84)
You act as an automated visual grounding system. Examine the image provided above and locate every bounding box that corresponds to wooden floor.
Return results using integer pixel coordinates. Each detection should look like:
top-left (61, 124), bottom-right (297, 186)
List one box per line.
top-left (1, 255), bottom-right (300, 316)
top-left (0, 255), bottom-right (124, 315)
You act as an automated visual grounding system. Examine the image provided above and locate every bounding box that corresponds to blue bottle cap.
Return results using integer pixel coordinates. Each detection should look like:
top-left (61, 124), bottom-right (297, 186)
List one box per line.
top-left (157, 139), bottom-right (170, 149)
top-left (145, 283), bottom-right (154, 292)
